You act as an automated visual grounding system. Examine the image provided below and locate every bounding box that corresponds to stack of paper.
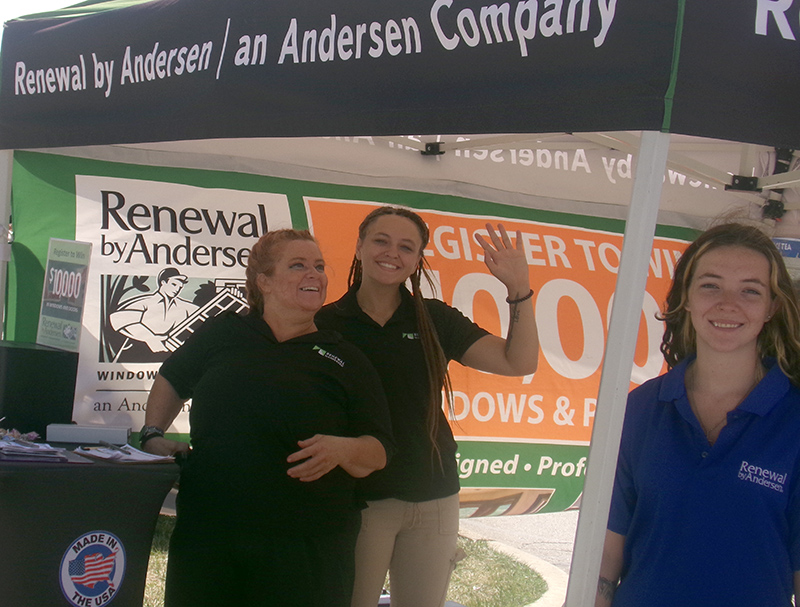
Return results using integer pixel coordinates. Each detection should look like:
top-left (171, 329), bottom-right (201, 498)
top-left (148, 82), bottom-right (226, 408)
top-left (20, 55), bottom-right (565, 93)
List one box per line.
top-left (75, 444), bottom-right (174, 464)
top-left (0, 437), bottom-right (69, 462)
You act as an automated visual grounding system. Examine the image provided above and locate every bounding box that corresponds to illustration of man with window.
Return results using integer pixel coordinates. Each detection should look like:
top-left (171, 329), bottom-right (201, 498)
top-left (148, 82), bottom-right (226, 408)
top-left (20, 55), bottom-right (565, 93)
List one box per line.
top-left (109, 267), bottom-right (198, 361)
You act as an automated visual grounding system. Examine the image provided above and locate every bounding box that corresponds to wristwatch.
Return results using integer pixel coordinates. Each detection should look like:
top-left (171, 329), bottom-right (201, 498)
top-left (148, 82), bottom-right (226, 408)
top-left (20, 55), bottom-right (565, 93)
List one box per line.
top-left (139, 425), bottom-right (165, 447)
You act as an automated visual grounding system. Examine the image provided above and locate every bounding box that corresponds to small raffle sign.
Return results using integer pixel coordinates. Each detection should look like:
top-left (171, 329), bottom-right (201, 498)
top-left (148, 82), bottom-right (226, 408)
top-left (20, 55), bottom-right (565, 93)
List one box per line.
top-left (37, 238), bottom-right (92, 352)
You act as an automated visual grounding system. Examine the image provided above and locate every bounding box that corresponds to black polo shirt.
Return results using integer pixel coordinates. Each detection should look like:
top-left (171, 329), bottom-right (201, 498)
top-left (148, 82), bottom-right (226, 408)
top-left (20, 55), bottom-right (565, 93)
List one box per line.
top-left (159, 311), bottom-right (394, 534)
top-left (316, 286), bottom-right (489, 502)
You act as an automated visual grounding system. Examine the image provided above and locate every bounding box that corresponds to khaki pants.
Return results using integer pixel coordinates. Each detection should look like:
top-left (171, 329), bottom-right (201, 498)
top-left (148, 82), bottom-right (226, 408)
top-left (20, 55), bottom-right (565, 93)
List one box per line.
top-left (351, 495), bottom-right (461, 607)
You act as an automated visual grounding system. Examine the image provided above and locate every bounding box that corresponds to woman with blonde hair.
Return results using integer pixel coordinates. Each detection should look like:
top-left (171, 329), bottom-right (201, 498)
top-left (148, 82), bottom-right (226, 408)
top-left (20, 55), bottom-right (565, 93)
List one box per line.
top-left (597, 222), bottom-right (800, 607)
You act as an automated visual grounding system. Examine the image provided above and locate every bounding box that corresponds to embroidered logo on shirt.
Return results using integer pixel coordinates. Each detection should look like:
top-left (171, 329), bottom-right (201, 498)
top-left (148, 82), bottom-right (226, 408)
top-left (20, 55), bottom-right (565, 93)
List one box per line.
top-left (738, 461), bottom-right (787, 493)
top-left (402, 332), bottom-right (420, 340)
top-left (313, 345), bottom-right (345, 367)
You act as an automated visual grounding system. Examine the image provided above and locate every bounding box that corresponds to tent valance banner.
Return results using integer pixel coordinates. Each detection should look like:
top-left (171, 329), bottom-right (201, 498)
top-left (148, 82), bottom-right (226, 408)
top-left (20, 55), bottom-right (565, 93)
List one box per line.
top-left (2, 1), bottom-right (800, 149)
top-left (0, 0), bottom-right (696, 148)
top-left (0, 0), bottom-right (671, 148)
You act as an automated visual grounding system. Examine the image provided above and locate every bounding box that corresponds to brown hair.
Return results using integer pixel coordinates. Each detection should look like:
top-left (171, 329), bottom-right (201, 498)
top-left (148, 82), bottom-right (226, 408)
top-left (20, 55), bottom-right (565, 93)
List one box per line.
top-left (245, 229), bottom-right (317, 316)
top-left (660, 222), bottom-right (800, 385)
top-left (348, 206), bottom-right (454, 463)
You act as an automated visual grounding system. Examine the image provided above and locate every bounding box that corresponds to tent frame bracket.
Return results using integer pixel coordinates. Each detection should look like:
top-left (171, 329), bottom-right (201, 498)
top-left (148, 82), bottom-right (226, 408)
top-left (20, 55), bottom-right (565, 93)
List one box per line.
top-left (726, 175), bottom-right (761, 192)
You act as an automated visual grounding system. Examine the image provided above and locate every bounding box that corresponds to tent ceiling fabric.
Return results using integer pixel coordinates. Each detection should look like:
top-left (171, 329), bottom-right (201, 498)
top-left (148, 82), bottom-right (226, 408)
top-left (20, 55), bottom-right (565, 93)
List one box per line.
top-left (39, 132), bottom-right (770, 226)
top-left (2, 0), bottom-right (799, 149)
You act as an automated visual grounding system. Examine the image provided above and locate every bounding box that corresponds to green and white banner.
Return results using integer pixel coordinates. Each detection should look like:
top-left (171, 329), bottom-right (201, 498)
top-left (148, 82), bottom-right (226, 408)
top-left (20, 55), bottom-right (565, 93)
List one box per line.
top-left (8, 150), bottom-right (695, 514)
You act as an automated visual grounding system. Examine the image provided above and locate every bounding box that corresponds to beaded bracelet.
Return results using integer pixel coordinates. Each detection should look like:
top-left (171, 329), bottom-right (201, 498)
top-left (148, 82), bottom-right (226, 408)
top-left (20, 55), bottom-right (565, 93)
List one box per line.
top-left (506, 289), bottom-right (534, 304)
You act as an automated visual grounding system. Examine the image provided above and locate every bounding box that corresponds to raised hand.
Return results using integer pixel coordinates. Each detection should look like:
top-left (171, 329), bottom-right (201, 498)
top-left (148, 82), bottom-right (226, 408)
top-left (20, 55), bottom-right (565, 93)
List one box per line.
top-left (475, 223), bottom-right (530, 298)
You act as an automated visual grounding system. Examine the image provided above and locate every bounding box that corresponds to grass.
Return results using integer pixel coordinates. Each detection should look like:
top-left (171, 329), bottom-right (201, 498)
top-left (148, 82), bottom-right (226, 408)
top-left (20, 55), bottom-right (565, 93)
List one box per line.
top-left (448, 536), bottom-right (547, 607)
top-left (144, 515), bottom-right (547, 607)
top-left (144, 515), bottom-right (174, 607)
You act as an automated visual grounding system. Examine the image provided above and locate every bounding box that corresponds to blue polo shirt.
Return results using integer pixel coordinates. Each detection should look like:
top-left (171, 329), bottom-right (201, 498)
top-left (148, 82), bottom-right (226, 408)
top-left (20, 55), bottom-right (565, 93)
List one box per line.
top-left (608, 358), bottom-right (800, 607)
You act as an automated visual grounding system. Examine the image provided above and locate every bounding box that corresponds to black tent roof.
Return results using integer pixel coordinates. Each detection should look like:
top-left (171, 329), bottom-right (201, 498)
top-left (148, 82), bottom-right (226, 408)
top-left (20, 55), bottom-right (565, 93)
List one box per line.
top-left (2, 0), bottom-right (797, 150)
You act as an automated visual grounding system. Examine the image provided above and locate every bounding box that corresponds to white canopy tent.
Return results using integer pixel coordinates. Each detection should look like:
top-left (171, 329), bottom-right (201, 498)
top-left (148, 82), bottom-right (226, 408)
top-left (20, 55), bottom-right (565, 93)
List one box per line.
top-left (2, 131), bottom-right (796, 606)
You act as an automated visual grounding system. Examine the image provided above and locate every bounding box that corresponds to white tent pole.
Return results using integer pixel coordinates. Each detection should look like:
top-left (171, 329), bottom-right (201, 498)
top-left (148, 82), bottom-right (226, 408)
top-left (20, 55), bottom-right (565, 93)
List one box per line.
top-left (0, 150), bottom-right (11, 340)
top-left (564, 130), bottom-right (670, 607)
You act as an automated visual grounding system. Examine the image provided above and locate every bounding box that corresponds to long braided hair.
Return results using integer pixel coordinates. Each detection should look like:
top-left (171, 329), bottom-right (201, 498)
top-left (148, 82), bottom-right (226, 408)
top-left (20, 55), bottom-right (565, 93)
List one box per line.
top-left (348, 206), bottom-right (454, 465)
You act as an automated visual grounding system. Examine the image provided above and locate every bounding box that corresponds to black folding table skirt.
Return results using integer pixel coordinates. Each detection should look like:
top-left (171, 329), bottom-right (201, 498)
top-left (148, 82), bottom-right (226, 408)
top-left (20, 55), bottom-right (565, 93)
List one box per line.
top-left (0, 459), bottom-right (178, 607)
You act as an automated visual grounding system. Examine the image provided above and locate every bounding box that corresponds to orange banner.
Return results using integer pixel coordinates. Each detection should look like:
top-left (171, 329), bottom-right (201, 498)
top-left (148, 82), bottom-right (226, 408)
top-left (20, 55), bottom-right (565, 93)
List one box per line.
top-left (307, 199), bottom-right (687, 445)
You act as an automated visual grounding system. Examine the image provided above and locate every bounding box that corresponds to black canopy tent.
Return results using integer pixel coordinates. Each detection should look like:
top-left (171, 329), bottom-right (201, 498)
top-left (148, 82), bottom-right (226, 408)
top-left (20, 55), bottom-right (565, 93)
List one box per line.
top-left (0, 0), bottom-right (673, 147)
top-left (2, 1), bottom-right (800, 604)
top-left (2, 1), bottom-right (800, 148)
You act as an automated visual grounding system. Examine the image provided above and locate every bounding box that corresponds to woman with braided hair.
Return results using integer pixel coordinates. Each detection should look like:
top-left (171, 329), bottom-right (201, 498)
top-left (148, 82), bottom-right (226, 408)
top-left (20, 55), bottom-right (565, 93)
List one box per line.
top-left (316, 206), bottom-right (539, 607)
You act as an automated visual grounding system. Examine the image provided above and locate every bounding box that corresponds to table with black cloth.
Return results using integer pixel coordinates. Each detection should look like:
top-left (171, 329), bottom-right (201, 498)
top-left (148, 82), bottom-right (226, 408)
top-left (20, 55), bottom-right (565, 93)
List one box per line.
top-left (0, 457), bottom-right (178, 607)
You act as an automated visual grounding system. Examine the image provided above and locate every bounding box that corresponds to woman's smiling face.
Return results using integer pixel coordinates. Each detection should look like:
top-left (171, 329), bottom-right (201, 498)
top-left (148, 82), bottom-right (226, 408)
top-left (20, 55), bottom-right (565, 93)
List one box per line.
top-left (258, 239), bottom-right (328, 315)
top-left (686, 245), bottom-right (777, 357)
top-left (356, 214), bottom-right (424, 287)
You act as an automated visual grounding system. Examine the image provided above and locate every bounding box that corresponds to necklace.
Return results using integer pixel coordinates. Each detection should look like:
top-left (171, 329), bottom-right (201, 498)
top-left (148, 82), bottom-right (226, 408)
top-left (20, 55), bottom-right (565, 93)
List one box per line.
top-left (697, 415), bottom-right (728, 445)
top-left (687, 363), bottom-right (765, 445)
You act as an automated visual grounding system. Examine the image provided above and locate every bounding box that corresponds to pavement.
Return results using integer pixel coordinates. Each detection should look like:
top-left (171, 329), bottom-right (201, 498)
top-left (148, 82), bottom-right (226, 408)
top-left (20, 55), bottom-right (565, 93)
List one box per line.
top-left (458, 510), bottom-right (578, 607)
top-left (160, 487), bottom-right (178, 516)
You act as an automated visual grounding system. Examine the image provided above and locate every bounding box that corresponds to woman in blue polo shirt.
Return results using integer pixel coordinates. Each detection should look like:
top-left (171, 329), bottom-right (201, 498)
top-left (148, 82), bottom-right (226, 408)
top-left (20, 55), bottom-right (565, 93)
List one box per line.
top-left (315, 206), bottom-right (539, 607)
top-left (597, 223), bottom-right (800, 607)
